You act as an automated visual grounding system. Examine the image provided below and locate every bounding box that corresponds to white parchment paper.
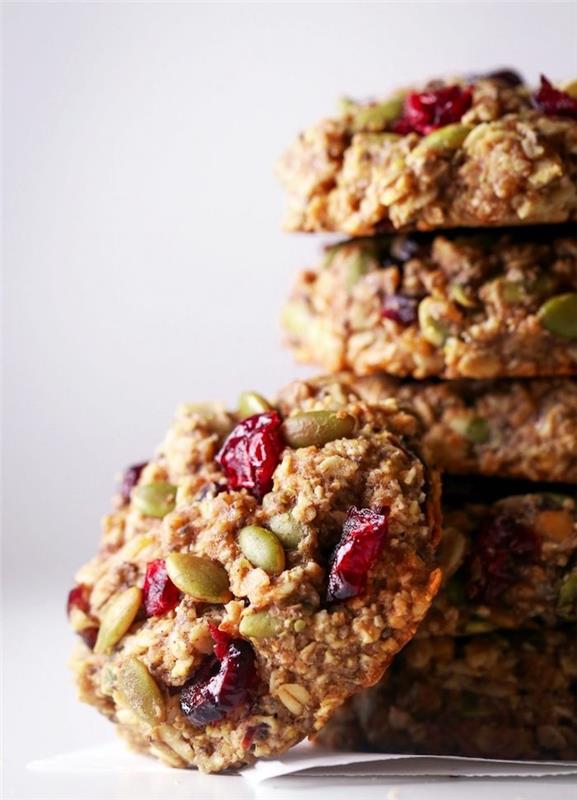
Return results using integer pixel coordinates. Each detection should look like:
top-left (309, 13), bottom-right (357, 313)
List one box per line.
top-left (27, 740), bottom-right (577, 782)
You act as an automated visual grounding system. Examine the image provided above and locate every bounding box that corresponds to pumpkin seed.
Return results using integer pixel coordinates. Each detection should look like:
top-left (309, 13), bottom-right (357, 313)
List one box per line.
top-left (117, 657), bottom-right (165, 725)
top-left (238, 525), bottom-right (286, 575)
top-left (94, 586), bottom-right (143, 654)
top-left (537, 293), bottom-right (577, 339)
top-left (132, 482), bottom-right (177, 518)
top-left (282, 410), bottom-right (356, 448)
top-left (165, 553), bottom-right (232, 603)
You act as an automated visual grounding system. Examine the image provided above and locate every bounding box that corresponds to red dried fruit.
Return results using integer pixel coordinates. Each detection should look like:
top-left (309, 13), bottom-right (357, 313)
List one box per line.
top-left (179, 626), bottom-right (257, 726)
top-left (382, 294), bottom-right (418, 325)
top-left (327, 506), bottom-right (389, 602)
top-left (67, 584), bottom-right (91, 616)
top-left (394, 85), bottom-right (473, 135)
top-left (143, 559), bottom-right (180, 617)
top-left (533, 75), bottom-right (577, 120)
top-left (120, 462), bottom-right (148, 505)
top-left (216, 411), bottom-right (284, 499)
top-left (468, 513), bottom-right (541, 603)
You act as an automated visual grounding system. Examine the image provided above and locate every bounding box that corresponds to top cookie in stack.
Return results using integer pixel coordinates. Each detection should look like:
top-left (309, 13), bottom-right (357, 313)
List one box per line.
top-left (277, 71), bottom-right (577, 384)
top-left (277, 71), bottom-right (577, 234)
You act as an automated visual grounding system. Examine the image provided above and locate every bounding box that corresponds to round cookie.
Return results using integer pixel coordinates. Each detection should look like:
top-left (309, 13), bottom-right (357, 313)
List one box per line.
top-left (317, 629), bottom-right (577, 761)
top-left (277, 372), bottom-right (577, 484)
top-left (277, 71), bottom-right (577, 235)
top-left (67, 386), bottom-right (441, 772)
top-left (282, 228), bottom-right (577, 379)
top-left (424, 488), bottom-right (577, 636)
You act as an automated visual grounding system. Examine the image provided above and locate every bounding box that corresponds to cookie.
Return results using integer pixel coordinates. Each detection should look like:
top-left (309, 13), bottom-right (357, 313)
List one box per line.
top-left (282, 229), bottom-right (577, 379)
top-left (67, 386), bottom-right (441, 772)
top-left (277, 72), bottom-right (577, 234)
top-left (277, 373), bottom-right (577, 484)
top-left (317, 629), bottom-right (577, 761)
top-left (423, 488), bottom-right (577, 636)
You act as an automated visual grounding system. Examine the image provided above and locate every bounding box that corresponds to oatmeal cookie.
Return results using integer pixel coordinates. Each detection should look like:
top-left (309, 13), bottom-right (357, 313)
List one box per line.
top-left (317, 629), bottom-right (577, 761)
top-left (277, 72), bottom-right (577, 234)
top-left (282, 229), bottom-right (577, 378)
top-left (424, 489), bottom-right (577, 636)
top-left (277, 372), bottom-right (577, 483)
top-left (67, 386), bottom-right (441, 772)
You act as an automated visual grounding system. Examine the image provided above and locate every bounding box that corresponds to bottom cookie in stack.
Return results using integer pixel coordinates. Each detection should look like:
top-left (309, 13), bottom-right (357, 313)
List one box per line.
top-left (316, 628), bottom-right (577, 761)
top-left (316, 485), bottom-right (577, 761)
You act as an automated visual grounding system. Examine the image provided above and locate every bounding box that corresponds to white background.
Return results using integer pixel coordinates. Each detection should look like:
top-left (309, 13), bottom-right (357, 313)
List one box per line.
top-left (3, 2), bottom-right (577, 798)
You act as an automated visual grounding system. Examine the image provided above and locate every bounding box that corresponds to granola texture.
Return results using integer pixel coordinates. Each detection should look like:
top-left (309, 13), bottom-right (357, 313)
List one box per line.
top-left (424, 490), bottom-right (577, 636)
top-left (316, 629), bottom-right (577, 761)
top-left (282, 229), bottom-right (577, 379)
top-left (277, 74), bottom-right (577, 234)
top-left (68, 386), bottom-right (441, 772)
top-left (277, 373), bottom-right (577, 483)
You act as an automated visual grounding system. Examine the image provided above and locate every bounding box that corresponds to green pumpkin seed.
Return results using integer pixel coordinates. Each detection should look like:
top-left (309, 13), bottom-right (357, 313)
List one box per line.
top-left (501, 280), bottom-right (526, 304)
top-left (414, 123), bottom-right (473, 153)
top-left (165, 553), bottom-right (232, 603)
top-left (537, 293), bottom-right (577, 339)
top-left (450, 283), bottom-right (477, 308)
top-left (557, 573), bottom-right (577, 621)
top-left (238, 391), bottom-right (271, 419)
top-left (418, 298), bottom-right (449, 346)
top-left (437, 527), bottom-right (467, 578)
top-left (94, 586), bottom-right (143, 655)
top-left (238, 525), bottom-right (286, 575)
top-left (449, 415), bottom-right (490, 444)
top-left (268, 513), bottom-right (305, 549)
top-left (132, 482), bottom-right (177, 518)
top-left (282, 410), bottom-right (356, 449)
top-left (345, 251), bottom-right (372, 289)
top-left (117, 657), bottom-right (165, 725)
top-left (293, 618), bottom-right (307, 633)
top-left (239, 611), bottom-right (282, 639)
top-left (350, 97), bottom-right (404, 133)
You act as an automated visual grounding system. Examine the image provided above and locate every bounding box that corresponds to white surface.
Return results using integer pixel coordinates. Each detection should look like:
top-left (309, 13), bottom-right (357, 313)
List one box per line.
top-left (3, 3), bottom-right (577, 799)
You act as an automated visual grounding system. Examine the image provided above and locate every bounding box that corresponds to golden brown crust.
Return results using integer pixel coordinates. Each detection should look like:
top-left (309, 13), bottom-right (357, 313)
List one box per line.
top-left (277, 373), bottom-right (577, 484)
top-left (316, 629), bottom-right (577, 761)
top-left (68, 386), bottom-right (440, 772)
top-left (425, 491), bottom-right (577, 636)
top-left (278, 77), bottom-right (577, 234)
top-left (282, 230), bottom-right (577, 379)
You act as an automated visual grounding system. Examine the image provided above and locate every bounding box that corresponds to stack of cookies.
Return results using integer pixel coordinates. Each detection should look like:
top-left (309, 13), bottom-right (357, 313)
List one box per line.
top-left (66, 69), bottom-right (576, 773)
top-left (277, 69), bottom-right (577, 760)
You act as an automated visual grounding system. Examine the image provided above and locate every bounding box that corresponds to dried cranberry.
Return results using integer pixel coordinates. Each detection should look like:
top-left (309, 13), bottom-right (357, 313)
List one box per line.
top-left (120, 462), bottom-right (148, 505)
top-left (394, 85), bottom-right (473, 135)
top-left (382, 294), bottom-right (418, 325)
top-left (468, 513), bottom-right (541, 603)
top-left (143, 559), bottom-right (180, 617)
top-left (179, 627), bottom-right (257, 726)
top-left (327, 506), bottom-right (389, 602)
top-left (533, 75), bottom-right (577, 120)
top-left (67, 584), bottom-right (90, 616)
top-left (479, 69), bottom-right (524, 87)
top-left (216, 411), bottom-right (284, 499)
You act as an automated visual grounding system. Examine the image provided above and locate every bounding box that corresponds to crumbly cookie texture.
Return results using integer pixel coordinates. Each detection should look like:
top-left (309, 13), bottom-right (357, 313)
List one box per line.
top-left (316, 629), bottom-right (577, 761)
top-left (67, 387), bottom-right (441, 773)
top-left (277, 372), bottom-right (577, 483)
top-left (277, 73), bottom-right (577, 234)
top-left (282, 229), bottom-right (577, 379)
top-left (424, 490), bottom-right (577, 636)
